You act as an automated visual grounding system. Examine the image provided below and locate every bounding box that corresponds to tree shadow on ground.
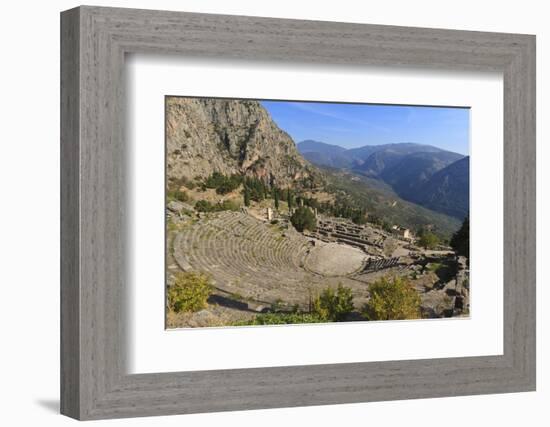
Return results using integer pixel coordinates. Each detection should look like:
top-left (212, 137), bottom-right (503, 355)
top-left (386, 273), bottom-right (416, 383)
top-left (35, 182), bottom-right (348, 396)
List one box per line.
top-left (208, 294), bottom-right (257, 312)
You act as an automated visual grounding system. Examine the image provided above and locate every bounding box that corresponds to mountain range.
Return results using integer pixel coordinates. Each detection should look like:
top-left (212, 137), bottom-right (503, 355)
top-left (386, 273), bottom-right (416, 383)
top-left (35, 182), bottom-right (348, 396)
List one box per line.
top-left (297, 140), bottom-right (469, 219)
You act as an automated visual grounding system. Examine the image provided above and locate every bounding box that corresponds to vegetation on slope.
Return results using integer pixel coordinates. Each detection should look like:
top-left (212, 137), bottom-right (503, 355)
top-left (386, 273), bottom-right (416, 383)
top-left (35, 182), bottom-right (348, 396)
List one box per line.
top-left (321, 167), bottom-right (461, 239)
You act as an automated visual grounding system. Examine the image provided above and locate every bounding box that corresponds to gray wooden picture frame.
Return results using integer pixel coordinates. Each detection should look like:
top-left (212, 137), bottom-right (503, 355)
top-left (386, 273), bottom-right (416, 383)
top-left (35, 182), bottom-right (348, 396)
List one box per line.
top-left (60, 5), bottom-right (536, 421)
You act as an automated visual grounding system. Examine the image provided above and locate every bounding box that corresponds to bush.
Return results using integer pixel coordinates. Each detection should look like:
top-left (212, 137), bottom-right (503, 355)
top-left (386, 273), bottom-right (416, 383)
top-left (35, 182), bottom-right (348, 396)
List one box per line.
top-left (417, 231), bottom-right (439, 249)
top-left (204, 172), bottom-right (243, 195)
top-left (363, 276), bottom-right (421, 320)
top-left (167, 272), bottom-right (212, 313)
top-left (311, 284), bottom-right (354, 321)
top-left (234, 312), bottom-right (326, 326)
top-left (194, 200), bottom-right (214, 212)
top-left (290, 206), bottom-right (317, 232)
top-left (167, 188), bottom-right (190, 203)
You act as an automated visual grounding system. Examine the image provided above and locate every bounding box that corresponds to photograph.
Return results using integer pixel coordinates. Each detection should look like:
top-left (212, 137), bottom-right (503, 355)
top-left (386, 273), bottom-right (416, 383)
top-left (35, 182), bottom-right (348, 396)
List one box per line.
top-left (165, 96), bottom-right (470, 328)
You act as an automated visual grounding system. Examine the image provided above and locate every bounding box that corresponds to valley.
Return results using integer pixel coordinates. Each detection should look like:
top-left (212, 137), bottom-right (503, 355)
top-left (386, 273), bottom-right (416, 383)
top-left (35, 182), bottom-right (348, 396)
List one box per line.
top-left (298, 139), bottom-right (469, 220)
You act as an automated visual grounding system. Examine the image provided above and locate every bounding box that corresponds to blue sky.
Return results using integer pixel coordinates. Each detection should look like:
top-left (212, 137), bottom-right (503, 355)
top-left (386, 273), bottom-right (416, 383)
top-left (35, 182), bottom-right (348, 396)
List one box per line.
top-left (261, 100), bottom-right (470, 155)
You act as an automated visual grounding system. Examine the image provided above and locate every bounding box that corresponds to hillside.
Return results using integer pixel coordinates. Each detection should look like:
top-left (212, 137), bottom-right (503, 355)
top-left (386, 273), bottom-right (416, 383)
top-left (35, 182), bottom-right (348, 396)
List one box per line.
top-left (166, 97), bottom-right (320, 187)
top-left (412, 156), bottom-right (470, 219)
top-left (323, 167), bottom-right (461, 238)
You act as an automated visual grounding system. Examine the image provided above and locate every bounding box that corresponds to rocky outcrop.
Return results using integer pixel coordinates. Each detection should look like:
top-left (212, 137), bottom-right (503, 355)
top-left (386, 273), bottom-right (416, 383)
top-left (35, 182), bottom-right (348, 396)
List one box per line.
top-left (166, 97), bottom-right (319, 187)
top-left (415, 254), bottom-right (470, 318)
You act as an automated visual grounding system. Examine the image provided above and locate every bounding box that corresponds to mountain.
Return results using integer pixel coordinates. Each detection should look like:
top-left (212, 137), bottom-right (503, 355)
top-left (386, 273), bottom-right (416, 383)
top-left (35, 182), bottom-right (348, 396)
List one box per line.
top-left (297, 140), bottom-right (449, 170)
top-left (413, 156), bottom-right (470, 219)
top-left (377, 150), bottom-right (464, 199)
top-left (347, 142), bottom-right (444, 168)
top-left (166, 98), bottom-right (319, 187)
top-left (297, 140), bottom-right (354, 168)
top-left (297, 140), bottom-right (347, 155)
top-left (297, 139), bottom-right (468, 219)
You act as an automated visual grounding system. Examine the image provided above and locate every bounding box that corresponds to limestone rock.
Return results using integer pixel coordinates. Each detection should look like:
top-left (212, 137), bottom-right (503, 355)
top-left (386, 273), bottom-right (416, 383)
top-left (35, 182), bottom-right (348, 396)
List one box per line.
top-left (166, 97), bottom-right (320, 187)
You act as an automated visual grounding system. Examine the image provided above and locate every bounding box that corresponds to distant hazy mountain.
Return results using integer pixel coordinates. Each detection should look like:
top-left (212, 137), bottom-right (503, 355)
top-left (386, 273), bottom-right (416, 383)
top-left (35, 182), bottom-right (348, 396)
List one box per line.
top-left (347, 143), bottom-right (443, 168)
top-left (297, 139), bottom-right (468, 219)
top-left (378, 150), bottom-right (464, 198)
top-left (297, 140), bottom-right (448, 170)
top-left (297, 140), bottom-right (354, 168)
top-left (413, 156), bottom-right (470, 219)
top-left (297, 139), bottom-right (347, 155)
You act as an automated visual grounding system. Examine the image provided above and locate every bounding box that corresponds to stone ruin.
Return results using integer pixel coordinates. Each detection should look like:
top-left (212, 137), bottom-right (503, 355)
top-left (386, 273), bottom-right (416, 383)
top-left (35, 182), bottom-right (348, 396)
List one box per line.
top-left (361, 257), bottom-right (400, 273)
top-left (166, 206), bottom-right (469, 324)
top-left (306, 217), bottom-right (388, 257)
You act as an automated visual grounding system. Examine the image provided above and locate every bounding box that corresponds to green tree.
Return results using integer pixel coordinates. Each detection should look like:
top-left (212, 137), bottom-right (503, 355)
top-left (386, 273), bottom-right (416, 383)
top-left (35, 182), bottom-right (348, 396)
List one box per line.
top-left (450, 216), bottom-right (469, 258)
top-left (167, 272), bottom-right (212, 313)
top-left (417, 231), bottom-right (439, 249)
top-left (363, 276), bottom-right (421, 320)
top-left (290, 206), bottom-right (316, 232)
top-left (312, 284), bottom-right (355, 321)
top-left (273, 188), bottom-right (279, 210)
top-left (287, 189), bottom-right (293, 211)
top-left (243, 185), bottom-right (250, 207)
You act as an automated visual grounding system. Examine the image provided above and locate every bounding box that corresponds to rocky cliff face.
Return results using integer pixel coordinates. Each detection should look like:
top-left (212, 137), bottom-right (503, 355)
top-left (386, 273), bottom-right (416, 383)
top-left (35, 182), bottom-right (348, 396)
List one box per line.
top-left (166, 97), bottom-right (318, 187)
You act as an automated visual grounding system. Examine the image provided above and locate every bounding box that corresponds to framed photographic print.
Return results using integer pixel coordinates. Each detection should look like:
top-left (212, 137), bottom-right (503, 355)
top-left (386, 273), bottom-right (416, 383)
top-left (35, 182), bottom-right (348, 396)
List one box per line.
top-left (61, 6), bottom-right (536, 420)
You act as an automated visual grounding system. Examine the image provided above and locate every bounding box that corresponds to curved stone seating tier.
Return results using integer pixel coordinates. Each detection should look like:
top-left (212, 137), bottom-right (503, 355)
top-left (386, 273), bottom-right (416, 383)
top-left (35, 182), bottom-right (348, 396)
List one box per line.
top-left (171, 212), bottom-right (374, 306)
top-left (360, 257), bottom-right (400, 273)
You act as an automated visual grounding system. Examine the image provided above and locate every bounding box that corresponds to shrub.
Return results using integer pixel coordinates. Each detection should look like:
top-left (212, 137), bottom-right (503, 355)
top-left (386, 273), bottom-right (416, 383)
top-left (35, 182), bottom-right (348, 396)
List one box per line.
top-left (311, 284), bottom-right (354, 321)
top-left (290, 206), bottom-right (317, 232)
top-left (204, 172), bottom-right (243, 195)
top-left (427, 262), bottom-right (443, 273)
top-left (363, 276), bottom-right (421, 320)
top-left (234, 312), bottom-right (326, 326)
top-left (417, 231), bottom-right (439, 249)
top-left (194, 200), bottom-right (214, 212)
top-left (204, 172), bottom-right (226, 189)
top-left (167, 188), bottom-right (190, 203)
top-left (167, 272), bottom-right (212, 313)
top-left (220, 200), bottom-right (240, 211)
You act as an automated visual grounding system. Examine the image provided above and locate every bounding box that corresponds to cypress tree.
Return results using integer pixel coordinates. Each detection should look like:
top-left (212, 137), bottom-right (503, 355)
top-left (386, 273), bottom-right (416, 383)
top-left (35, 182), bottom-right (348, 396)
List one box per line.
top-left (450, 217), bottom-right (469, 258)
top-left (273, 188), bottom-right (279, 210)
top-left (287, 189), bottom-right (293, 211)
top-left (244, 185), bottom-right (250, 207)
